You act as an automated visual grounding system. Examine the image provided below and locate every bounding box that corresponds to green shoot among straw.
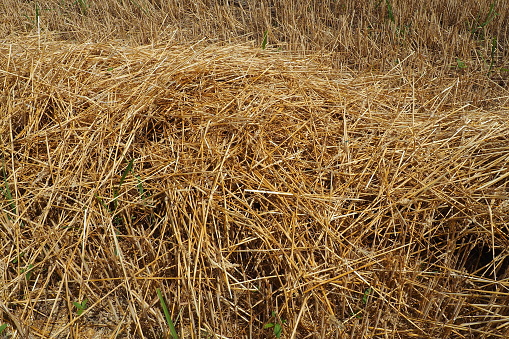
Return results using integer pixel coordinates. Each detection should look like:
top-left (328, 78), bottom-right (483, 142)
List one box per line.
top-left (157, 288), bottom-right (178, 339)
top-left (96, 158), bottom-right (138, 226)
top-left (263, 311), bottom-right (286, 338)
top-left (112, 158), bottom-right (134, 211)
top-left (21, 264), bottom-right (34, 281)
top-left (362, 287), bottom-right (373, 304)
top-left (488, 37), bottom-right (497, 76)
top-left (469, 2), bottom-right (498, 39)
top-left (73, 299), bottom-right (88, 316)
top-left (261, 30), bottom-right (268, 49)
top-left (456, 58), bottom-right (467, 69)
top-left (74, 0), bottom-right (89, 14)
top-left (385, 0), bottom-right (395, 23)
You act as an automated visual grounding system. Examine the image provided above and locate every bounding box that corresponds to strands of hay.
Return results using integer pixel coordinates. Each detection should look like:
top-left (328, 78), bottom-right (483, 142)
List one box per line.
top-left (2, 0), bottom-right (509, 76)
top-left (1, 38), bottom-right (509, 338)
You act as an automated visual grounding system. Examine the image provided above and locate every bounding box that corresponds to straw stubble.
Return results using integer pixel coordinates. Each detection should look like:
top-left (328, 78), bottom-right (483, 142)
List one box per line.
top-left (0, 38), bottom-right (508, 338)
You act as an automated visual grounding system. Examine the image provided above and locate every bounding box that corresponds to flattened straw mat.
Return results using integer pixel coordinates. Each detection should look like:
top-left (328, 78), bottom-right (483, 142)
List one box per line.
top-left (1, 39), bottom-right (509, 338)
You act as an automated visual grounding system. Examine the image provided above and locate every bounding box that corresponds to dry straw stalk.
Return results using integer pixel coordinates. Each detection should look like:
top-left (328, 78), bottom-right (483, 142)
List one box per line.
top-left (0, 37), bottom-right (508, 338)
top-left (1, 0), bottom-right (509, 336)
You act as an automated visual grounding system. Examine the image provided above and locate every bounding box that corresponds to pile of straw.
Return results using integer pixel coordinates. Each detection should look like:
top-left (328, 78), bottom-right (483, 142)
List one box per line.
top-left (1, 38), bottom-right (509, 338)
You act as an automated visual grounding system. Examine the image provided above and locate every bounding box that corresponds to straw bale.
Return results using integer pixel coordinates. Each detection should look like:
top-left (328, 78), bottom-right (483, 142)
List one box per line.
top-left (0, 38), bottom-right (509, 338)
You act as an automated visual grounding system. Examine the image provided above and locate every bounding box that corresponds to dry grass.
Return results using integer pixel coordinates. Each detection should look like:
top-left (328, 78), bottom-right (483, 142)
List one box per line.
top-left (1, 1), bottom-right (509, 339)
top-left (1, 0), bottom-right (509, 75)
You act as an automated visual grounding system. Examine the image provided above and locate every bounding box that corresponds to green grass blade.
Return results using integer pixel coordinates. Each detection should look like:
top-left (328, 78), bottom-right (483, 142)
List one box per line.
top-left (2, 179), bottom-right (16, 214)
top-left (135, 174), bottom-right (146, 199)
top-left (119, 158), bottom-right (134, 188)
top-left (385, 0), bottom-right (395, 23)
top-left (482, 2), bottom-right (498, 28)
top-left (362, 287), bottom-right (372, 304)
top-left (261, 30), bottom-right (268, 49)
top-left (156, 288), bottom-right (178, 339)
top-left (112, 158), bottom-right (134, 211)
top-left (75, 0), bottom-right (89, 14)
top-left (488, 36), bottom-right (497, 76)
top-left (95, 194), bottom-right (111, 213)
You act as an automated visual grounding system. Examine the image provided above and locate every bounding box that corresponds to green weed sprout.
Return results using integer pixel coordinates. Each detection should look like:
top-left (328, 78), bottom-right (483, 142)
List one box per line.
top-left (488, 37), bottom-right (497, 76)
top-left (74, 0), bottom-right (89, 14)
top-left (261, 30), bottom-right (268, 49)
top-left (113, 158), bottom-right (134, 210)
top-left (456, 58), bottom-right (467, 69)
top-left (362, 287), bottom-right (373, 305)
top-left (73, 299), bottom-right (88, 316)
top-left (156, 288), bottom-right (178, 339)
top-left (21, 264), bottom-right (34, 281)
top-left (469, 2), bottom-right (498, 39)
top-left (385, 0), bottom-right (395, 23)
top-left (264, 311), bottom-right (286, 338)
top-left (96, 158), bottom-right (136, 225)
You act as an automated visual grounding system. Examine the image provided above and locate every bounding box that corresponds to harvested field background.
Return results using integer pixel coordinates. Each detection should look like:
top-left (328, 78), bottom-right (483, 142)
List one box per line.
top-left (1, 1), bottom-right (509, 338)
